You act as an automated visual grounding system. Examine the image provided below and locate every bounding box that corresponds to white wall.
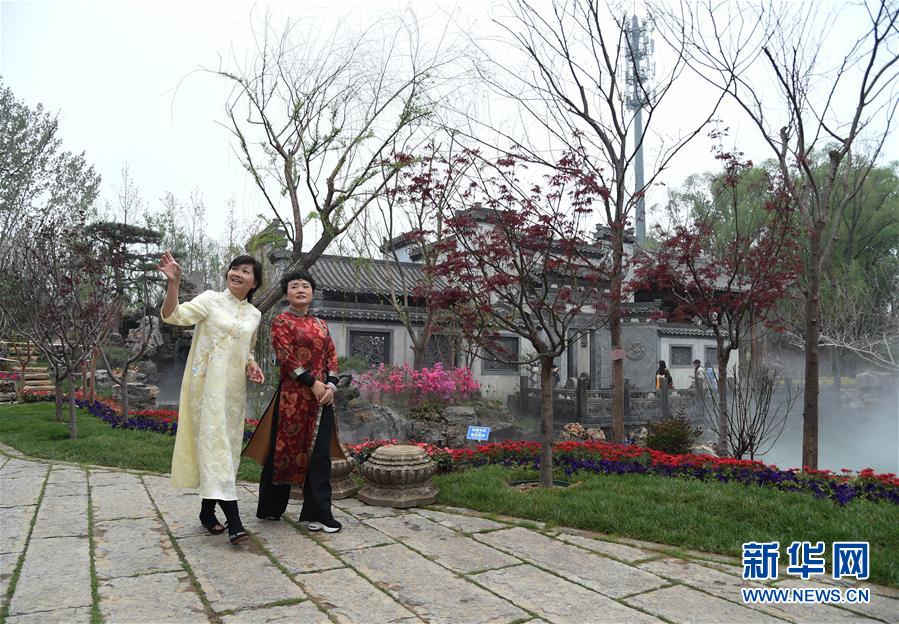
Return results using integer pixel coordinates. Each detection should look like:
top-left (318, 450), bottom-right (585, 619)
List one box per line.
top-left (659, 336), bottom-right (737, 389)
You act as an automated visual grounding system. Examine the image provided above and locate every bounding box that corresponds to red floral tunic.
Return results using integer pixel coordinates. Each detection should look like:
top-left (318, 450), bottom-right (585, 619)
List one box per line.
top-left (270, 310), bottom-right (340, 484)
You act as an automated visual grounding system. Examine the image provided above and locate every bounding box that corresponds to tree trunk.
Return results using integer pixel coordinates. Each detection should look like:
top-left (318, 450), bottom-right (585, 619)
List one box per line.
top-left (54, 371), bottom-right (65, 422)
top-left (539, 355), bottom-right (554, 487)
top-left (802, 231), bottom-right (822, 470)
top-left (120, 377), bottom-right (130, 421)
top-left (717, 343), bottom-right (729, 457)
top-left (831, 346), bottom-right (842, 410)
top-left (610, 233), bottom-right (625, 443)
top-left (67, 382), bottom-right (78, 439)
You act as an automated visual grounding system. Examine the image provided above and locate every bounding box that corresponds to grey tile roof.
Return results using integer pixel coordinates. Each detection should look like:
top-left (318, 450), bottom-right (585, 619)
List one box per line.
top-left (658, 324), bottom-right (717, 337)
top-left (308, 255), bottom-right (433, 296)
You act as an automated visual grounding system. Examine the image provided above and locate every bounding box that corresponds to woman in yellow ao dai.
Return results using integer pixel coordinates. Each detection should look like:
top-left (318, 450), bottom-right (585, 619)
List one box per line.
top-left (159, 252), bottom-right (265, 544)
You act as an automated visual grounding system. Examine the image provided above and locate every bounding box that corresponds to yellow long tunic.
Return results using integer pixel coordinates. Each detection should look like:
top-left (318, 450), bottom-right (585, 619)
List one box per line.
top-left (161, 289), bottom-right (261, 500)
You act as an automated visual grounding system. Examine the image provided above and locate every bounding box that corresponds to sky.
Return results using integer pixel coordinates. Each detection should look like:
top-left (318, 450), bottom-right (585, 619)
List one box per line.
top-left (3, 0), bottom-right (896, 244)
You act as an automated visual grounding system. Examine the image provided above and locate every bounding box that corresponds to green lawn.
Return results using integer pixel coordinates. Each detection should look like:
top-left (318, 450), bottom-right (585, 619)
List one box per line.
top-left (0, 402), bottom-right (261, 481)
top-left (434, 465), bottom-right (899, 587)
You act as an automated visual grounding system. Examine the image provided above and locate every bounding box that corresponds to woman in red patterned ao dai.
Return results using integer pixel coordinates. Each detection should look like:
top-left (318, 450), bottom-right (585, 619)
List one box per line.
top-left (246, 270), bottom-right (346, 533)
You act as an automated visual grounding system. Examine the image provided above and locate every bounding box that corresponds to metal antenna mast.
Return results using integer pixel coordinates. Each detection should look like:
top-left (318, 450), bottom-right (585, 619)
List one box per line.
top-left (624, 13), bottom-right (654, 244)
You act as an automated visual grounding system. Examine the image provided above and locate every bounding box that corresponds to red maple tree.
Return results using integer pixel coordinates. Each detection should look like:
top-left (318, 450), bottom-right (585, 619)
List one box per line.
top-left (631, 151), bottom-right (801, 456)
top-left (428, 151), bottom-right (612, 486)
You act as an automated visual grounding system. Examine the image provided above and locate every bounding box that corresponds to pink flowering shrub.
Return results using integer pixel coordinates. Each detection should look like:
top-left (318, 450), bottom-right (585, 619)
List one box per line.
top-left (355, 363), bottom-right (480, 407)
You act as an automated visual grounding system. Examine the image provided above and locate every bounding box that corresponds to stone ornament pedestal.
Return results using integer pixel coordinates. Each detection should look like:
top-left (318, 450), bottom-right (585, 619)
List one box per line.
top-left (290, 454), bottom-right (360, 501)
top-left (357, 444), bottom-right (438, 508)
top-left (330, 456), bottom-right (360, 499)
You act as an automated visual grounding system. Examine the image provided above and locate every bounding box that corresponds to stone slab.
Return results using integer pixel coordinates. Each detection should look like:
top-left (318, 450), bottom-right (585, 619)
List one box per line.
top-left (221, 602), bottom-right (330, 624)
top-left (413, 508), bottom-right (508, 533)
top-left (1, 551), bottom-right (17, 597)
top-left (639, 558), bottom-right (866, 623)
top-left (773, 580), bottom-right (899, 623)
top-left (245, 517), bottom-right (343, 575)
top-left (473, 563), bottom-right (664, 624)
top-left (308, 508), bottom-right (395, 553)
top-left (91, 482), bottom-right (157, 521)
top-left (365, 513), bottom-right (520, 573)
top-left (99, 571), bottom-right (208, 623)
top-left (142, 478), bottom-right (209, 538)
top-left (144, 475), bottom-right (259, 538)
top-left (335, 497), bottom-right (404, 518)
top-left (555, 531), bottom-right (661, 562)
top-left (6, 606), bottom-right (92, 624)
top-left (178, 534), bottom-right (305, 612)
top-left (0, 460), bottom-right (48, 479)
top-left (0, 472), bottom-right (46, 507)
top-left (46, 466), bottom-right (86, 485)
top-left (0, 505), bottom-right (36, 555)
top-left (94, 516), bottom-right (182, 579)
top-left (624, 585), bottom-right (786, 624)
top-left (342, 543), bottom-right (527, 624)
top-left (299, 567), bottom-right (422, 623)
top-left (31, 491), bottom-right (88, 538)
top-left (41, 482), bottom-right (87, 499)
top-left (476, 527), bottom-right (666, 598)
top-left (88, 470), bottom-right (144, 489)
top-left (9, 537), bottom-right (91, 616)
top-left (638, 558), bottom-right (749, 597)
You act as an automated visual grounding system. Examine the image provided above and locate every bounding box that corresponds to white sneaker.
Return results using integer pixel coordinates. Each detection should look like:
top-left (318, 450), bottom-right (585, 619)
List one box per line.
top-left (307, 518), bottom-right (342, 533)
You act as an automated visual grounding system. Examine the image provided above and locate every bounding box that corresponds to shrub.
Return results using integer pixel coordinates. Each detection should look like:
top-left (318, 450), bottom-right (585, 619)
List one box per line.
top-left (645, 415), bottom-right (701, 455)
top-left (338, 355), bottom-right (370, 373)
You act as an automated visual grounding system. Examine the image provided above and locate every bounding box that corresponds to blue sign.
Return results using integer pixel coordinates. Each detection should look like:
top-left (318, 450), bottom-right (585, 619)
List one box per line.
top-left (466, 425), bottom-right (491, 441)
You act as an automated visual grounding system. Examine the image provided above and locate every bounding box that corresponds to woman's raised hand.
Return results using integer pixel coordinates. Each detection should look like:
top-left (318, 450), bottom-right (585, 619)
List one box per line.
top-left (157, 251), bottom-right (182, 284)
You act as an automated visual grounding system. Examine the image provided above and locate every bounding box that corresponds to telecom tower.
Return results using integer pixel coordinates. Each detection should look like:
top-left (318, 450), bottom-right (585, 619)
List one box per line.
top-left (624, 13), bottom-right (654, 245)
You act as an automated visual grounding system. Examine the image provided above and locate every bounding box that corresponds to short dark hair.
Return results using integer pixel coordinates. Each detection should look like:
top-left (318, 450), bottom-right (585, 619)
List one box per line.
top-left (227, 255), bottom-right (263, 303)
top-left (280, 270), bottom-right (317, 294)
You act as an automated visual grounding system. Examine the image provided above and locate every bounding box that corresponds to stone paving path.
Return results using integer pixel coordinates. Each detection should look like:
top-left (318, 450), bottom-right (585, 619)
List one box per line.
top-left (1, 450), bottom-right (897, 624)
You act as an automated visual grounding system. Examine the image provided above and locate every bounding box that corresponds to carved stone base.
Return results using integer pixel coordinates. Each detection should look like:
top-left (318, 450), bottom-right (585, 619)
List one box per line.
top-left (289, 456), bottom-right (359, 501)
top-left (357, 444), bottom-right (438, 508)
top-left (330, 457), bottom-right (360, 499)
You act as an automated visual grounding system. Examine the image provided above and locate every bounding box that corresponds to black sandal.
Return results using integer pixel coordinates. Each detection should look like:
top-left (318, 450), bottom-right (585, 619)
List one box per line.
top-left (199, 499), bottom-right (226, 535)
top-left (228, 527), bottom-right (249, 545)
top-left (199, 514), bottom-right (226, 535)
top-left (219, 499), bottom-right (249, 545)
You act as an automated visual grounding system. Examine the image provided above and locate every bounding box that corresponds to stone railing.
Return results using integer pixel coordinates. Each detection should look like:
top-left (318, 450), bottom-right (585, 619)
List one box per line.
top-left (513, 374), bottom-right (701, 429)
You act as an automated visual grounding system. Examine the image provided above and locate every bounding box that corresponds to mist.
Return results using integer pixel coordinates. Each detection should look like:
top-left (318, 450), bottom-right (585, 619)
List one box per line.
top-left (754, 367), bottom-right (899, 473)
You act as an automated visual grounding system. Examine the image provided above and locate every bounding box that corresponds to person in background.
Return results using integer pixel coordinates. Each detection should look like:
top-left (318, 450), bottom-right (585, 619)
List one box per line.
top-left (159, 251), bottom-right (265, 545)
top-left (705, 362), bottom-right (719, 392)
top-left (692, 359), bottom-right (702, 388)
top-left (656, 360), bottom-right (673, 390)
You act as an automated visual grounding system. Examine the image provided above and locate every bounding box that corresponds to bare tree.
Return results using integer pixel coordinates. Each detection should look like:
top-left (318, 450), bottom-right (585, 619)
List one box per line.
top-left (699, 365), bottom-right (799, 460)
top-left (1, 214), bottom-right (122, 437)
top-left (673, 0), bottom-right (899, 468)
top-left (372, 139), bottom-right (478, 369)
top-left (461, 0), bottom-right (725, 441)
top-left (212, 11), bottom-right (460, 312)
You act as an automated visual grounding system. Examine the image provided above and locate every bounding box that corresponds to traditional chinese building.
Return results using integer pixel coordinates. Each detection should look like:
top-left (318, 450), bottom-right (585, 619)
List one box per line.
top-left (264, 220), bottom-right (733, 400)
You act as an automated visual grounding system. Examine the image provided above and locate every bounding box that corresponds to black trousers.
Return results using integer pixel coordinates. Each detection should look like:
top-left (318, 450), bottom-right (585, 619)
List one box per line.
top-left (256, 403), bottom-right (334, 521)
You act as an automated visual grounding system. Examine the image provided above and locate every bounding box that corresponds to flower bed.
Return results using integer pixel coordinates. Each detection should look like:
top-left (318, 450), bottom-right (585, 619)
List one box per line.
top-left (21, 390), bottom-right (258, 440)
top-left (346, 439), bottom-right (899, 506)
